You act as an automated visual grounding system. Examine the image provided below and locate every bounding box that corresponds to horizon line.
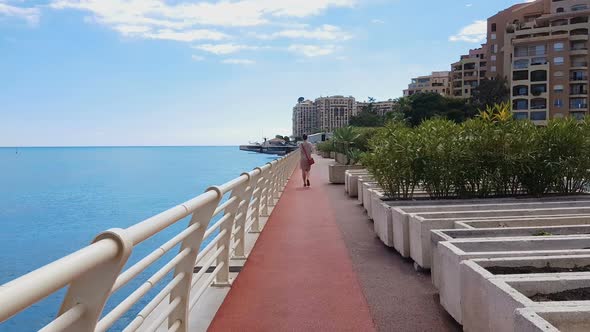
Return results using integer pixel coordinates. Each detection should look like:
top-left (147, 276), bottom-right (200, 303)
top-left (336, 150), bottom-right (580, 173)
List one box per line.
top-left (0, 145), bottom-right (240, 148)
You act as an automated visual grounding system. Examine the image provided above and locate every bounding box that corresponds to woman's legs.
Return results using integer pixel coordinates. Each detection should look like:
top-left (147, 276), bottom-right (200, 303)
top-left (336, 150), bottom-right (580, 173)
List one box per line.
top-left (301, 168), bottom-right (307, 186)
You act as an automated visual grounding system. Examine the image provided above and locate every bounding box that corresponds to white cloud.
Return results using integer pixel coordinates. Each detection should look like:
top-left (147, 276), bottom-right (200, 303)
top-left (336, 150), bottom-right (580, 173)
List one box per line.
top-left (48, 0), bottom-right (356, 43)
top-left (191, 55), bottom-right (205, 61)
top-left (371, 19), bottom-right (385, 24)
top-left (449, 20), bottom-right (486, 43)
top-left (288, 44), bottom-right (336, 57)
top-left (193, 43), bottom-right (259, 55)
top-left (222, 58), bottom-right (255, 65)
top-left (258, 24), bottom-right (351, 41)
top-left (0, 2), bottom-right (40, 25)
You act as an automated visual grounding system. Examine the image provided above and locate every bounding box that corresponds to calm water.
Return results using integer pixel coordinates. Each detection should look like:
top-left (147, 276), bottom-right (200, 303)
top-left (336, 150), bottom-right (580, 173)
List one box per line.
top-left (0, 146), bottom-right (276, 331)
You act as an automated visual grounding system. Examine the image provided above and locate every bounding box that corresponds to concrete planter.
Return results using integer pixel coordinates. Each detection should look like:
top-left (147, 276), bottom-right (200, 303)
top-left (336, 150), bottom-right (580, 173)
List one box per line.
top-left (330, 151), bottom-right (336, 159)
top-left (456, 215), bottom-right (590, 229)
top-left (436, 237), bottom-right (590, 324)
top-left (430, 225), bottom-right (590, 289)
top-left (390, 197), bottom-right (590, 260)
top-left (486, 275), bottom-right (590, 332)
top-left (410, 206), bottom-right (590, 270)
top-left (344, 170), bottom-right (368, 197)
top-left (357, 177), bottom-right (372, 205)
top-left (335, 152), bottom-right (348, 165)
top-left (361, 182), bottom-right (381, 218)
top-left (461, 256), bottom-right (590, 332)
top-left (367, 188), bottom-right (384, 221)
top-left (515, 306), bottom-right (590, 332)
top-left (320, 151), bottom-right (331, 158)
top-left (328, 164), bottom-right (364, 184)
top-left (373, 199), bottom-right (395, 246)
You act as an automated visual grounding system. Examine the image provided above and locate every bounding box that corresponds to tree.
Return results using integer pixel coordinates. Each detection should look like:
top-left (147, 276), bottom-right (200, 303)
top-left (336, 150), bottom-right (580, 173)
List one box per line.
top-left (402, 93), bottom-right (477, 126)
top-left (470, 76), bottom-right (510, 110)
top-left (349, 96), bottom-right (384, 127)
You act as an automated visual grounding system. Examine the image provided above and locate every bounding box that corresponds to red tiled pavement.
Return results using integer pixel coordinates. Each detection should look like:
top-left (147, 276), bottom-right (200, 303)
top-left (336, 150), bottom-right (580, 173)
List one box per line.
top-left (208, 158), bottom-right (376, 332)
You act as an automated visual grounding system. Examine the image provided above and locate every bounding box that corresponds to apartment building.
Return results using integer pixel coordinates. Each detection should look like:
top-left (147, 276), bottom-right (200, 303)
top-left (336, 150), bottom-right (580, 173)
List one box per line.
top-left (292, 99), bottom-right (318, 138)
top-left (316, 96), bottom-right (357, 133)
top-left (292, 96), bottom-right (396, 136)
top-left (355, 100), bottom-right (396, 116)
top-left (486, 0), bottom-right (590, 122)
top-left (451, 47), bottom-right (488, 98)
top-left (403, 71), bottom-right (451, 97)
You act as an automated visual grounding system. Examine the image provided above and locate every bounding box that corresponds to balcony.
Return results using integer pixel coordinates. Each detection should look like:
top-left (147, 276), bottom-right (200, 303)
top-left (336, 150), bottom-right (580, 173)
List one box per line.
top-left (572, 62), bottom-right (589, 69)
top-left (571, 74), bottom-right (589, 82)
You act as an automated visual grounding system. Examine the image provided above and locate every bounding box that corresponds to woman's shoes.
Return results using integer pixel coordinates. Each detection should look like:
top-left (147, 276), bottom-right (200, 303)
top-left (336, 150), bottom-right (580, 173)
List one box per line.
top-left (307, 179), bottom-right (311, 187)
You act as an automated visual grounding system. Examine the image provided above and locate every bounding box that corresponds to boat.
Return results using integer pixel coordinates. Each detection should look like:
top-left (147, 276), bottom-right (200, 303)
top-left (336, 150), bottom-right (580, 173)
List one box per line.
top-left (240, 138), bottom-right (297, 155)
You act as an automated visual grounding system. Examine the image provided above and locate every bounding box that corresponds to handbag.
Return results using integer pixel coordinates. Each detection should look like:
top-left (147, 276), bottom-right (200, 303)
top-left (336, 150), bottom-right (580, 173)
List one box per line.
top-left (302, 144), bottom-right (315, 165)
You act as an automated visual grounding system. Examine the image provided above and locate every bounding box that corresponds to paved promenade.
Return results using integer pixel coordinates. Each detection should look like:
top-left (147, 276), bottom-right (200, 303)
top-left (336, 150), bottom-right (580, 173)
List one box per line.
top-left (208, 156), bottom-right (460, 331)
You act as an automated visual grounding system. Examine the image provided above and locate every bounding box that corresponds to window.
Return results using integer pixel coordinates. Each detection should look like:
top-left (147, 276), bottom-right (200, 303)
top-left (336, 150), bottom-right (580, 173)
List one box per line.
top-left (491, 66), bottom-right (497, 72)
top-left (491, 33), bottom-right (497, 40)
top-left (491, 55), bottom-right (497, 61)
top-left (554, 57), bottom-right (564, 65)
top-left (491, 23), bottom-right (497, 32)
top-left (514, 59), bottom-right (529, 69)
top-left (554, 84), bottom-right (564, 92)
top-left (531, 70), bottom-right (548, 82)
top-left (554, 71), bottom-right (564, 77)
top-left (554, 42), bottom-right (564, 51)
top-left (554, 99), bottom-right (563, 108)
top-left (531, 111), bottom-right (547, 121)
top-left (513, 99), bottom-right (529, 110)
top-left (556, 8), bottom-right (564, 13)
top-left (513, 112), bottom-right (529, 120)
top-left (572, 4), bottom-right (588, 11)
top-left (570, 98), bottom-right (588, 109)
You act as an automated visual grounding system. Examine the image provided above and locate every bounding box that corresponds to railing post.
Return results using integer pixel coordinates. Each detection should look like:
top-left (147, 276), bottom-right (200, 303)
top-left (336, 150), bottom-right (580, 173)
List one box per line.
top-left (213, 178), bottom-right (248, 286)
top-left (232, 171), bottom-right (260, 260)
top-left (57, 228), bottom-right (133, 332)
top-left (167, 187), bottom-right (222, 332)
top-left (260, 164), bottom-right (271, 217)
top-left (249, 167), bottom-right (265, 233)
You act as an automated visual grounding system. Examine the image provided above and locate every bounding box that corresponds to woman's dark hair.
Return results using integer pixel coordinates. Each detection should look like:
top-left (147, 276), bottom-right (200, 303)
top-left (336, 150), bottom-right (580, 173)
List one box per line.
top-left (302, 134), bottom-right (308, 140)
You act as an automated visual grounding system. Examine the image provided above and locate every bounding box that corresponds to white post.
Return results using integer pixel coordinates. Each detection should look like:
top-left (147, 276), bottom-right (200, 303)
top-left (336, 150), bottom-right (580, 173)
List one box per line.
top-left (232, 171), bottom-right (260, 260)
top-left (249, 167), bottom-right (265, 233)
top-left (167, 187), bottom-right (221, 332)
top-left (57, 228), bottom-right (133, 332)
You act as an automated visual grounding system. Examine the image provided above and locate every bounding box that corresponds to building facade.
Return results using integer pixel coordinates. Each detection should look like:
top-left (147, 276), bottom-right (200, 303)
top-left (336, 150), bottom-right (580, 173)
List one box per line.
top-left (292, 97), bottom-right (396, 136)
top-left (292, 99), bottom-right (318, 138)
top-left (315, 96), bottom-right (357, 133)
top-left (403, 71), bottom-right (451, 97)
top-left (451, 47), bottom-right (487, 98)
top-left (355, 100), bottom-right (396, 116)
top-left (486, 0), bottom-right (589, 122)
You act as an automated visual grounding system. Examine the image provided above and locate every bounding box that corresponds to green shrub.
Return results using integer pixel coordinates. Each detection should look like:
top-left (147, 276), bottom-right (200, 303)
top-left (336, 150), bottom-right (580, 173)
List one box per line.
top-left (362, 103), bottom-right (590, 200)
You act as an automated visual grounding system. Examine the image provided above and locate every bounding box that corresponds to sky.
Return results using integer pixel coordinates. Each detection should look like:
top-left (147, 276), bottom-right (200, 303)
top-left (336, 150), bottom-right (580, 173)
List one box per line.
top-left (0, 0), bottom-right (533, 146)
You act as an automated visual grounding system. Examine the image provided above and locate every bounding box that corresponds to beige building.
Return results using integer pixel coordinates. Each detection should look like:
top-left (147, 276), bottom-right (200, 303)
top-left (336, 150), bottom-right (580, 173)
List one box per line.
top-left (292, 96), bottom-right (396, 136)
top-left (403, 71), bottom-right (451, 97)
top-left (486, 0), bottom-right (590, 122)
top-left (451, 47), bottom-right (487, 98)
top-left (315, 96), bottom-right (357, 133)
top-left (355, 100), bottom-right (396, 116)
top-left (292, 99), bottom-right (318, 138)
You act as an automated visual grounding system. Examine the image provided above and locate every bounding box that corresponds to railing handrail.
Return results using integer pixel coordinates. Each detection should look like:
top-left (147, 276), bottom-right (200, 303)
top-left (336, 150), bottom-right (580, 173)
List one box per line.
top-left (0, 149), bottom-right (300, 332)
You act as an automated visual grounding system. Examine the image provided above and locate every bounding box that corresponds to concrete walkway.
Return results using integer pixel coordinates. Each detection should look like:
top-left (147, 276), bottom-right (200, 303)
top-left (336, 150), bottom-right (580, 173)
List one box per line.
top-left (208, 156), bottom-right (460, 331)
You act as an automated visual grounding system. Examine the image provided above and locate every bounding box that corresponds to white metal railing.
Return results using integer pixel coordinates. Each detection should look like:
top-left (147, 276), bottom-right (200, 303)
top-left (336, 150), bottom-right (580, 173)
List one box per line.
top-left (0, 150), bottom-right (299, 332)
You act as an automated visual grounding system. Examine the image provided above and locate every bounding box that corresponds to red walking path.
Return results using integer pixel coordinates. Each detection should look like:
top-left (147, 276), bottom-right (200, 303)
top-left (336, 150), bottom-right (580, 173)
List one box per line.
top-left (208, 156), bottom-right (460, 332)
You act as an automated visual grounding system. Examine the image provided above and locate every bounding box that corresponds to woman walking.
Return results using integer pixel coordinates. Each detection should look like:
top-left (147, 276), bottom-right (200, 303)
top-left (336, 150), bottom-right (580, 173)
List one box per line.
top-left (300, 134), bottom-right (314, 187)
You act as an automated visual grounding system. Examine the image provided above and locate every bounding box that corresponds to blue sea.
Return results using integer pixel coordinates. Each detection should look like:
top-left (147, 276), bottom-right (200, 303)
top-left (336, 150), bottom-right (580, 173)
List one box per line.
top-left (0, 146), bottom-right (277, 331)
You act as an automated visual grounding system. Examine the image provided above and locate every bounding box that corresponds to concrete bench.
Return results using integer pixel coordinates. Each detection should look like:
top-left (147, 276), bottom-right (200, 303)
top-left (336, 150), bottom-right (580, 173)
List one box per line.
top-left (455, 215), bottom-right (590, 229)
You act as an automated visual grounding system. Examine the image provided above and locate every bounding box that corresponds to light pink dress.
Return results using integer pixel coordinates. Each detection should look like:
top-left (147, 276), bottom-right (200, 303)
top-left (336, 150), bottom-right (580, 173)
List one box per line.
top-left (299, 141), bottom-right (313, 171)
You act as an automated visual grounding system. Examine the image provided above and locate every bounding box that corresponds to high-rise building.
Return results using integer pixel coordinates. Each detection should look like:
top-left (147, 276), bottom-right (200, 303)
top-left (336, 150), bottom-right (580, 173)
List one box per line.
top-left (355, 100), bottom-right (396, 116)
top-left (451, 47), bottom-right (487, 98)
top-left (315, 96), bottom-right (357, 133)
top-left (291, 96), bottom-right (396, 136)
top-left (403, 71), bottom-right (451, 97)
top-left (292, 99), bottom-right (318, 138)
top-left (485, 0), bottom-right (590, 122)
